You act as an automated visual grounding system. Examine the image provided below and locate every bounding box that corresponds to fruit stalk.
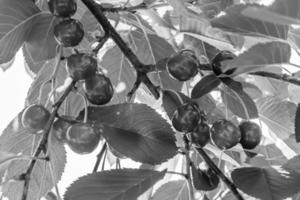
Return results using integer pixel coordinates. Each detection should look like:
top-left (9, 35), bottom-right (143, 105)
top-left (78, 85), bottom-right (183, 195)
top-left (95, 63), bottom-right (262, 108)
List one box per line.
top-left (21, 80), bottom-right (76, 200)
top-left (195, 147), bottom-right (244, 200)
top-left (92, 142), bottom-right (107, 172)
top-left (250, 71), bottom-right (300, 86)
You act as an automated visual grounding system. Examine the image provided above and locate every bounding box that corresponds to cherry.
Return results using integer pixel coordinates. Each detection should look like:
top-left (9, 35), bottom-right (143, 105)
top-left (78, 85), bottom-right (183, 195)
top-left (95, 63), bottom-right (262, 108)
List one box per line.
top-left (192, 165), bottom-right (220, 191)
top-left (172, 102), bottom-right (200, 133)
top-left (66, 53), bottom-right (97, 81)
top-left (211, 50), bottom-right (236, 75)
top-left (191, 122), bottom-right (210, 147)
top-left (22, 104), bottom-right (50, 133)
top-left (239, 121), bottom-right (262, 149)
top-left (48, 0), bottom-right (77, 18)
top-left (53, 19), bottom-right (84, 47)
top-left (83, 74), bottom-right (114, 105)
top-left (66, 123), bottom-right (100, 154)
top-left (167, 49), bottom-right (199, 81)
top-left (210, 119), bottom-right (241, 150)
top-left (53, 116), bottom-right (76, 142)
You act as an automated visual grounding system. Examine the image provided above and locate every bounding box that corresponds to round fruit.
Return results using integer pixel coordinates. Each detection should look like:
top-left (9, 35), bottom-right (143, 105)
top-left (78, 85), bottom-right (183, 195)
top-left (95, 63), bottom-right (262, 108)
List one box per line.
top-left (83, 74), bottom-right (114, 105)
top-left (167, 49), bottom-right (199, 81)
top-left (210, 119), bottom-right (241, 150)
top-left (22, 104), bottom-right (50, 132)
top-left (239, 121), bottom-right (262, 149)
top-left (53, 116), bottom-right (75, 142)
top-left (191, 122), bottom-right (210, 147)
top-left (211, 50), bottom-right (236, 75)
top-left (48, 0), bottom-right (77, 18)
top-left (192, 165), bottom-right (220, 191)
top-left (66, 53), bottom-right (97, 81)
top-left (172, 102), bottom-right (200, 133)
top-left (53, 18), bottom-right (84, 47)
top-left (66, 123), bottom-right (100, 154)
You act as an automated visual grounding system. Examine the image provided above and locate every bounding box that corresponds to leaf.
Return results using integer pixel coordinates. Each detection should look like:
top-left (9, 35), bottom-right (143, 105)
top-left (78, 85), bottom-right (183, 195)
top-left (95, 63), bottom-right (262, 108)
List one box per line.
top-left (149, 70), bottom-right (184, 91)
top-left (221, 79), bottom-right (258, 119)
top-left (295, 103), bottom-right (300, 142)
top-left (257, 96), bottom-right (294, 139)
top-left (64, 169), bottom-right (166, 200)
top-left (22, 45), bottom-right (46, 76)
top-left (79, 103), bottom-right (177, 164)
top-left (231, 167), bottom-right (300, 200)
top-left (0, 111), bottom-right (66, 200)
top-left (151, 180), bottom-right (189, 200)
top-left (222, 42), bottom-right (291, 76)
top-left (211, 4), bottom-right (288, 39)
top-left (242, 0), bottom-right (300, 25)
top-left (191, 74), bottom-right (221, 99)
top-left (24, 13), bottom-right (58, 62)
top-left (0, 56), bottom-right (15, 72)
top-left (0, 0), bottom-right (41, 64)
top-left (283, 155), bottom-right (300, 174)
top-left (0, 151), bottom-right (21, 176)
top-left (241, 81), bottom-right (263, 100)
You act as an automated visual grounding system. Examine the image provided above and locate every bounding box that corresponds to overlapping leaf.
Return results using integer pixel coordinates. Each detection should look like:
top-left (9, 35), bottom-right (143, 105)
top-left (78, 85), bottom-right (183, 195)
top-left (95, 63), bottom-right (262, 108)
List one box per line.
top-left (64, 169), bottom-right (166, 200)
top-left (191, 74), bottom-right (221, 99)
top-left (151, 180), bottom-right (189, 200)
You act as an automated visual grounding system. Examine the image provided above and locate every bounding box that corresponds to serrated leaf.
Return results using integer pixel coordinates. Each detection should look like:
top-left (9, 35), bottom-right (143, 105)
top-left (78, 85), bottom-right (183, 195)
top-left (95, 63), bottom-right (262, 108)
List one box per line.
top-left (64, 169), bottom-right (166, 200)
top-left (222, 42), bottom-right (291, 76)
top-left (295, 103), bottom-right (300, 142)
top-left (211, 4), bottom-right (288, 39)
top-left (221, 79), bottom-right (258, 119)
top-left (22, 45), bottom-right (46, 76)
top-left (0, 0), bottom-right (41, 64)
top-left (283, 155), bottom-right (300, 174)
top-left (149, 70), bottom-right (184, 91)
top-left (0, 111), bottom-right (66, 200)
top-left (151, 180), bottom-right (189, 200)
top-left (79, 103), bottom-right (177, 164)
top-left (257, 96), bottom-right (294, 139)
top-left (191, 74), bottom-right (221, 99)
top-left (231, 167), bottom-right (300, 200)
top-left (242, 0), bottom-right (300, 25)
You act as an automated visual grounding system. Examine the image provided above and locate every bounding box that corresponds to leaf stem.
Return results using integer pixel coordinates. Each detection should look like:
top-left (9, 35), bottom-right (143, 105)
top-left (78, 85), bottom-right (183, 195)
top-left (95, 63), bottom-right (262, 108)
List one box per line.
top-left (195, 147), bottom-right (244, 200)
top-left (93, 142), bottom-right (107, 172)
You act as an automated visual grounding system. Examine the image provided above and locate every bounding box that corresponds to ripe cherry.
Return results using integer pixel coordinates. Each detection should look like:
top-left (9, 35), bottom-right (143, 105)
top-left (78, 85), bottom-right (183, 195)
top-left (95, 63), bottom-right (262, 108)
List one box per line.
top-left (22, 104), bottom-right (50, 133)
top-left (83, 74), bottom-right (114, 105)
top-left (48, 0), bottom-right (77, 18)
top-left (53, 116), bottom-right (76, 142)
top-left (53, 19), bottom-right (84, 47)
top-left (66, 53), bottom-right (97, 81)
top-left (211, 50), bottom-right (236, 75)
top-left (167, 49), bottom-right (199, 81)
top-left (172, 102), bottom-right (200, 133)
top-left (66, 123), bottom-right (100, 154)
top-left (210, 119), bottom-right (241, 150)
top-left (239, 121), bottom-right (262, 149)
top-left (191, 165), bottom-right (220, 191)
top-left (191, 122), bottom-right (210, 147)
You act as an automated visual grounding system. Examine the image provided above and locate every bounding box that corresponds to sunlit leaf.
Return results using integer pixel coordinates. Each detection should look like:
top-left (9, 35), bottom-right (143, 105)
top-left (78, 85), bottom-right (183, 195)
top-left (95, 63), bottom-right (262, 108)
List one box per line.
top-left (151, 180), bottom-right (189, 200)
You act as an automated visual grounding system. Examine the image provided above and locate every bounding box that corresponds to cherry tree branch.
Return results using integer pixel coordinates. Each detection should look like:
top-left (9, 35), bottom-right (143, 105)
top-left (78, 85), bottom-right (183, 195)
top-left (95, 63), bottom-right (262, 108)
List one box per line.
top-left (183, 135), bottom-right (194, 200)
top-left (250, 71), bottom-right (300, 86)
top-left (100, 2), bottom-right (147, 13)
top-left (195, 147), bottom-right (244, 200)
top-left (80, 0), bottom-right (159, 99)
top-left (21, 80), bottom-right (76, 200)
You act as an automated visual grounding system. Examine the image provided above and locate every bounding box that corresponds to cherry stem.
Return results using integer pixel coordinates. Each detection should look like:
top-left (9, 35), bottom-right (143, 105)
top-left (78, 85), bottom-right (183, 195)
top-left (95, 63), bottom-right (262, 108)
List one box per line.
top-left (166, 171), bottom-right (187, 178)
top-left (93, 33), bottom-right (109, 55)
top-left (99, 2), bottom-right (147, 13)
top-left (93, 142), bottom-right (107, 173)
top-left (21, 80), bottom-right (76, 200)
top-left (183, 134), bottom-right (194, 200)
top-left (75, 90), bottom-right (89, 123)
top-left (250, 71), bottom-right (300, 87)
top-left (80, 0), bottom-right (159, 99)
top-left (195, 147), bottom-right (244, 200)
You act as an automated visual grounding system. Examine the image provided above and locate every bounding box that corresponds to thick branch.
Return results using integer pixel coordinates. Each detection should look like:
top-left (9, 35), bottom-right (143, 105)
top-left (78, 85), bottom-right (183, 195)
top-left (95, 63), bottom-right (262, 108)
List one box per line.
top-left (250, 71), bottom-right (300, 86)
top-left (21, 80), bottom-right (76, 200)
top-left (100, 2), bottom-right (147, 13)
top-left (195, 147), bottom-right (244, 200)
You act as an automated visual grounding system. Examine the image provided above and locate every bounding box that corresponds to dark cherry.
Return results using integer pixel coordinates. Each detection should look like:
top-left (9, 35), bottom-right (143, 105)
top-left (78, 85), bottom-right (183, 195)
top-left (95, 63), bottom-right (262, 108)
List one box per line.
top-left (83, 74), bottom-right (114, 105)
top-left (53, 116), bottom-right (76, 142)
top-left (66, 53), bottom-right (97, 81)
top-left (53, 18), bottom-right (84, 47)
top-left (172, 102), bottom-right (200, 133)
top-left (211, 50), bottom-right (236, 75)
top-left (191, 122), bottom-right (210, 147)
top-left (21, 104), bottom-right (50, 133)
top-left (239, 121), bottom-right (262, 149)
top-left (66, 123), bottom-right (100, 154)
top-left (167, 49), bottom-right (199, 81)
top-left (210, 119), bottom-right (241, 150)
top-left (48, 0), bottom-right (77, 18)
top-left (191, 165), bottom-right (220, 191)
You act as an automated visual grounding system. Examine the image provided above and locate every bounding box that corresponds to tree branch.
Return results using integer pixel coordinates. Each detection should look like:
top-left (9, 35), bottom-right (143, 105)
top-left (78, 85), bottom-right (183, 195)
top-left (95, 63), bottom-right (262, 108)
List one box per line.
top-left (21, 80), bottom-right (76, 200)
top-left (81, 0), bottom-right (159, 99)
top-left (195, 147), bottom-right (244, 200)
top-left (250, 71), bottom-right (300, 86)
top-left (100, 2), bottom-right (147, 13)
top-left (183, 135), bottom-right (194, 200)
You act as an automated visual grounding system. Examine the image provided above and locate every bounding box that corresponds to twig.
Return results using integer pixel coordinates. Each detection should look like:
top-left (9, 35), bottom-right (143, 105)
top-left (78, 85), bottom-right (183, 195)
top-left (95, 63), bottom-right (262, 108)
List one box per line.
top-left (250, 71), bottom-right (300, 86)
top-left (195, 147), bottom-right (244, 200)
top-left (100, 2), bottom-right (147, 13)
top-left (93, 34), bottom-right (109, 55)
top-left (80, 0), bottom-right (159, 99)
top-left (93, 143), bottom-right (107, 172)
top-left (21, 80), bottom-right (76, 200)
top-left (183, 134), bottom-right (194, 200)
